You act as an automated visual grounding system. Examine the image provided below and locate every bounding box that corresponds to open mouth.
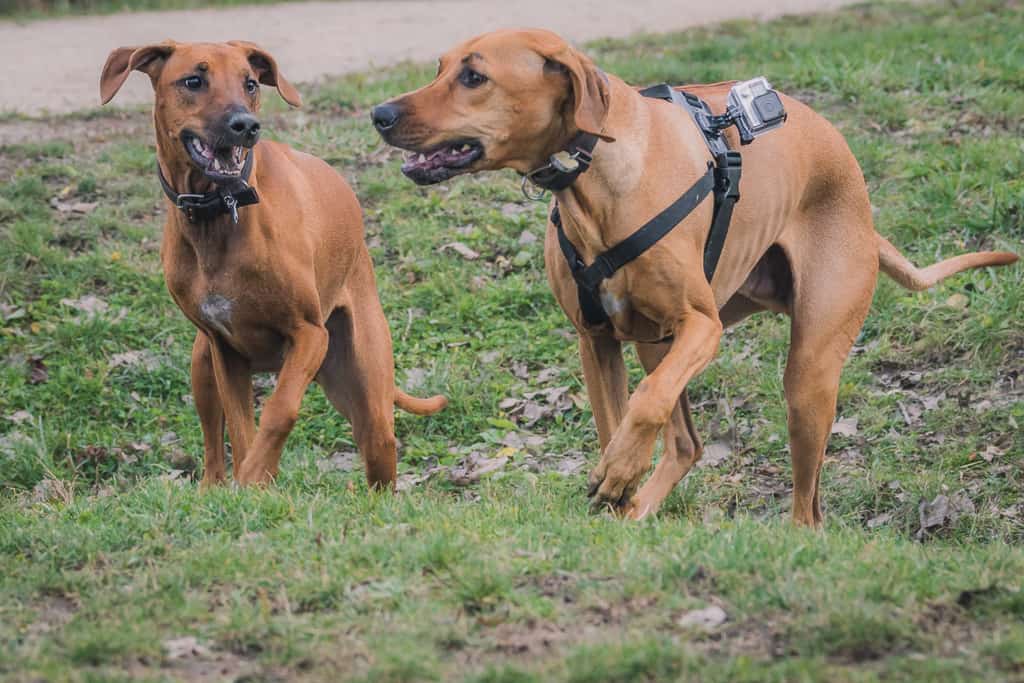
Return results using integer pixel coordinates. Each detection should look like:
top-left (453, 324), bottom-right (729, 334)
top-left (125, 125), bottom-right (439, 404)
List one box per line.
top-left (182, 132), bottom-right (248, 181)
top-left (400, 140), bottom-right (484, 185)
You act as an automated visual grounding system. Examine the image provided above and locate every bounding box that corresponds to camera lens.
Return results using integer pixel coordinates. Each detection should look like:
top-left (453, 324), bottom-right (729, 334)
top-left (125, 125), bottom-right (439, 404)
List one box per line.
top-left (754, 92), bottom-right (784, 123)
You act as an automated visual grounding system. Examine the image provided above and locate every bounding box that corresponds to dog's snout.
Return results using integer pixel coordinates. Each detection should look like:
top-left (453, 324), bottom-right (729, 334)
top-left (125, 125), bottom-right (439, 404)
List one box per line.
top-left (371, 103), bottom-right (402, 132)
top-left (225, 111), bottom-right (261, 146)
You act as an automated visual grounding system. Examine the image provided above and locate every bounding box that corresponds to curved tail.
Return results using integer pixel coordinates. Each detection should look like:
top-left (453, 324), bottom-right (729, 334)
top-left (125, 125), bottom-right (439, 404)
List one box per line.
top-left (394, 388), bottom-right (448, 415)
top-left (878, 235), bottom-right (1018, 292)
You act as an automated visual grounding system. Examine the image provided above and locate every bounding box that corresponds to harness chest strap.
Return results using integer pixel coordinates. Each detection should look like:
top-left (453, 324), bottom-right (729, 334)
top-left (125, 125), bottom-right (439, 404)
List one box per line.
top-left (157, 150), bottom-right (260, 224)
top-left (548, 86), bottom-right (743, 327)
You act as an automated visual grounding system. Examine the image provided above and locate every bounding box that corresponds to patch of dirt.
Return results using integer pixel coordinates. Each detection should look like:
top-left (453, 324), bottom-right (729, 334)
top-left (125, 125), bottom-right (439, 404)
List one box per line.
top-left (24, 594), bottom-right (78, 643)
top-left (690, 617), bottom-right (792, 660)
top-left (0, 112), bottom-right (149, 150)
top-left (915, 602), bottom-right (981, 658)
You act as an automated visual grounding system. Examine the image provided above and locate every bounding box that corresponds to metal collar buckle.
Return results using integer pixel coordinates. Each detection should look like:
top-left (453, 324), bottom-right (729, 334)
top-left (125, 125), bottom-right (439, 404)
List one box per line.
top-left (174, 193), bottom-right (204, 210)
top-left (521, 149), bottom-right (590, 202)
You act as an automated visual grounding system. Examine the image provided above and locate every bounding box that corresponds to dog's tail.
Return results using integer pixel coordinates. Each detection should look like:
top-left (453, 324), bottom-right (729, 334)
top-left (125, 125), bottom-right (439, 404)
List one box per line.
top-left (394, 388), bottom-right (448, 415)
top-left (877, 235), bottom-right (1018, 292)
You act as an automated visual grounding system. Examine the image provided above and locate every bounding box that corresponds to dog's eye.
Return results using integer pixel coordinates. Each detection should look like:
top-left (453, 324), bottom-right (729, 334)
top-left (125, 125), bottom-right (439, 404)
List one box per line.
top-left (458, 67), bottom-right (487, 89)
top-left (182, 76), bottom-right (203, 91)
top-left (245, 78), bottom-right (259, 95)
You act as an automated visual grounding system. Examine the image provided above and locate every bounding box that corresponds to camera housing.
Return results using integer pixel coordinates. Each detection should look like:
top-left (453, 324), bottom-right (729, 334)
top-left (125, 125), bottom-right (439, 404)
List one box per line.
top-left (727, 77), bottom-right (787, 144)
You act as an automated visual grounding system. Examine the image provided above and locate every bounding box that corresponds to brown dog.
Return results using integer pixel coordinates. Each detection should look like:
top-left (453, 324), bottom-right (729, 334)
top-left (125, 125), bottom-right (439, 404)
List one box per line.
top-left (371, 29), bottom-right (1018, 525)
top-left (100, 40), bottom-right (445, 488)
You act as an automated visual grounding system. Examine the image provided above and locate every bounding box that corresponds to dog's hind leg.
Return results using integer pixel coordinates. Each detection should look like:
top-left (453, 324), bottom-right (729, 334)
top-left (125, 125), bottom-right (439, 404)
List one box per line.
top-left (780, 218), bottom-right (877, 527)
top-left (192, 332), bottom-right (227, 488)
top-left (317, 291), bottom-right (400, 489)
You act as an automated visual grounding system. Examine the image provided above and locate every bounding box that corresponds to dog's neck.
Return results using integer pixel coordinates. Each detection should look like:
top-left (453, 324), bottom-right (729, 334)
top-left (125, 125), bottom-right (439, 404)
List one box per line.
top-left (551, 76), bottom-right (708, 261)
top-left (155, 133), bottom-right (260, 266)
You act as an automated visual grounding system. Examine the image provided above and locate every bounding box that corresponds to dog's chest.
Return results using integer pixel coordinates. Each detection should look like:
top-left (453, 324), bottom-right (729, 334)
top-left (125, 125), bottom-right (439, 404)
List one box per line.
top-left (199, 294), bottom-right (234, 338)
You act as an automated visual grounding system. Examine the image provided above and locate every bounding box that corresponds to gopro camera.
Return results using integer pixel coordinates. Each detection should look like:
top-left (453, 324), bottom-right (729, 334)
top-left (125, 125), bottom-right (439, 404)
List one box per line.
top-left (727, 77), bottom-right (787, 144)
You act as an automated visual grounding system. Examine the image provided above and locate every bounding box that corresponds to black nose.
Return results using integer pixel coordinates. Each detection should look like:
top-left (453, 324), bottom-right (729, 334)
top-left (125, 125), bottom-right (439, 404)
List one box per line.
top-left (225, 111), bottom-right (261, 146)
top-left (371, 103), bottom-right (402, 132)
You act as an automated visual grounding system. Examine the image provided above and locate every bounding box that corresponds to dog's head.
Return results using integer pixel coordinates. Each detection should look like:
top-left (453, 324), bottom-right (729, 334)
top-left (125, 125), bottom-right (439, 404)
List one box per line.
top-left (100, 40), bottom-right (301, 183)
top-left (370, 28), bottom-right (613, 185)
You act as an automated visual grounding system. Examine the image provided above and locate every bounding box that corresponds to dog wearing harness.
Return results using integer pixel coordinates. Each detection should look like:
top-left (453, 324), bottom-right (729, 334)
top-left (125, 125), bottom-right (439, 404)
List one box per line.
top-left (372, 28), bottom-right (1018, 525)
top-left (539, 80), bottom-right (758, 329)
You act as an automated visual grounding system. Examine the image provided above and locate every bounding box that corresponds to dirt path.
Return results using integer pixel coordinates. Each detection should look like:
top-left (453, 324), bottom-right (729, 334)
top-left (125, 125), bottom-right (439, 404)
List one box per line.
top-left (0, 0), bottom-right (860, 116)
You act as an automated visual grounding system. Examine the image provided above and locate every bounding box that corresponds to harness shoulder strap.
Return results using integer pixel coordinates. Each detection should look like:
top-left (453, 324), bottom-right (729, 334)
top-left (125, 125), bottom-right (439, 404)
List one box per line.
top-left (552, 163), bottom-right (715, 326)
top-left (551, 85), bottom-right (744, 328)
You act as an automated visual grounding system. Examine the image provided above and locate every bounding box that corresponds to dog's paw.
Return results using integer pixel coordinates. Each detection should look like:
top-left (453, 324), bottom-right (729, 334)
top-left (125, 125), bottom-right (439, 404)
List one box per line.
top-left (586, 461), bottom-right (644, 515)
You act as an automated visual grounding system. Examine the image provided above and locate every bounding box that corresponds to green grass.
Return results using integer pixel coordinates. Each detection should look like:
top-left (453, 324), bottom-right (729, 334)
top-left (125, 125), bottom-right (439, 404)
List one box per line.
top-left (1, 0), bottom-right (1023, 680)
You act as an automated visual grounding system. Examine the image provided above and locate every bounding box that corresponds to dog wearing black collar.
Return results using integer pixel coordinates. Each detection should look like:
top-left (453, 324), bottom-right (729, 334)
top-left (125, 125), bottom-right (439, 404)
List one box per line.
top-left (100, 40), bottom-right (446, 488)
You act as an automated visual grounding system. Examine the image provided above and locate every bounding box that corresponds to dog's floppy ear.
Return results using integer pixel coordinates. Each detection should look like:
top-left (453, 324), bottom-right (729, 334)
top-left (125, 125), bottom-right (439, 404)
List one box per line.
top-left (228, 41), bottom-right (302, 108)
top-left (535, 36), bottom-right (614, 142)
top-left (100, 42), bottom-right (175, 105)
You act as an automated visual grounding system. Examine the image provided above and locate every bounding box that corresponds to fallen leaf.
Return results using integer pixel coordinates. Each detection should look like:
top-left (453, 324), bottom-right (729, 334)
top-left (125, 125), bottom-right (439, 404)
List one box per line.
top-left (510, 361), bottom-right (530, 380)
top-left (831, 417), bottom-right (859, 437)
top-left (980, 445), bottom-right (1004, 463)
top-left (898, 400), bottom-right (923, 425)
top-left (518, 230), bottom-right (538, 245)
top-left (697, 442), bottom-right (731, 468)
top-left (439, 241), bottom-right (480, 260)
top-left (866, 512), bottom-right (893, 529)
top-left (109, 350), bottom-right (162, 372)
top-left (317, 451), bottom-right (360, 473)
top-left (448, 452), bottom-right (509, 485)
top-left (917, 492), bottom-right (975, 538)
top-left (945, 293), bottom-right (969, 309)
top-left (535, 367), bottom-right (562, 384)
top-left (60, 295), bottom-right (109, 318)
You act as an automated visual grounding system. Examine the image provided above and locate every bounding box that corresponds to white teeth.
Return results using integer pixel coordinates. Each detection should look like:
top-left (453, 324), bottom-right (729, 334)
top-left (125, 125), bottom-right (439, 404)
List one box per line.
top-left (418, 154), bottom-right (427, 164)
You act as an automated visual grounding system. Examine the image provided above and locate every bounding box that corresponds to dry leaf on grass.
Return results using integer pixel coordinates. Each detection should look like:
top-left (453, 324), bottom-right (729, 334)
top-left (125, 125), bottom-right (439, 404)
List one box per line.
top-left (697, 442), bottom-right (732, 468)
top-left (830, 417), bottom-right (859, 437)
top-left (439, 241), bottom-right (480, 260)
top-left (61, 295), bottom-right (109, 316)
top-left (317, 451), bottom-right (360, 473)
top-left (109, 350), bottom-right (162, 372)
top-left (917, 492), bottom-right (976, 538)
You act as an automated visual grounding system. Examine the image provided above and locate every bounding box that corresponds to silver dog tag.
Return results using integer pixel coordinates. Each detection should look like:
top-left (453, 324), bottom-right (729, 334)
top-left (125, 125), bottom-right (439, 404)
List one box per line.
top-left (224, 195), bottom-right (239, 224)
top-left (550, 150), bottom-right (580, 173)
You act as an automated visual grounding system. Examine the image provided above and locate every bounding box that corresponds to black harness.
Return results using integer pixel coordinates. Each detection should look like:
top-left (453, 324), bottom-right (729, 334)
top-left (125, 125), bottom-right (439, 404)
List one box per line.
top-left (536, 84), bottom-right (744, 328)
top-left (157, 151), bottom-right (259, 224)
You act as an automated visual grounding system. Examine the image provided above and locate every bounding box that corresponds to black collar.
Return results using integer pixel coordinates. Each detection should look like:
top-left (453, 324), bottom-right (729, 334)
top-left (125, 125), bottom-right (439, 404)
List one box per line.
top-left (157, 150), bottom-right (259, 224)
top-left (521, 131), bottom-right (599, 199)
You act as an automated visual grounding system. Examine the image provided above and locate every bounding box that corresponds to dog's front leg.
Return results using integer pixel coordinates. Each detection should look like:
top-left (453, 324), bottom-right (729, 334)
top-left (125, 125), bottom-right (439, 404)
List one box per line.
top-left (235, 324), bottom-right (328, 486)
top-left (588, 309), bottom-right (722, 513)
top-left (192, 332), bottom-right (227, 488)
top-left (578, 334), bottom-right (629, 453)
top-left (208, 337), bottom-right (256, 480)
